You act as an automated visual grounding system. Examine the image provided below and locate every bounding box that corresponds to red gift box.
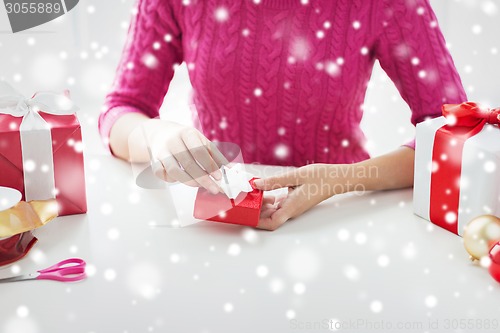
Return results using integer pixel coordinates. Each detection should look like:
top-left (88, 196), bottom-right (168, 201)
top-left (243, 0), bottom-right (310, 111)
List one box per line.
top-left (193, 178), bottom-right (263, 227)
top-left (0, 86), bottom-right (87, 216)
top-left (413, 102), bottom-right (500, 235)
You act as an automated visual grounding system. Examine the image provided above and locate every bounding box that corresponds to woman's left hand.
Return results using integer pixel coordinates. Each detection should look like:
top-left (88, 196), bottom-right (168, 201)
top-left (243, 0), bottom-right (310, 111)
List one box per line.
top-left (253, 164), bottom-right (348, 231)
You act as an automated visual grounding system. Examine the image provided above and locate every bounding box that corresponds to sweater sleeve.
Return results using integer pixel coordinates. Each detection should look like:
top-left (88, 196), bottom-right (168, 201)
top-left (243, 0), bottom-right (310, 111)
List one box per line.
top-left (372, 0), bottom-right (467, 150)
top-left (98, 0), bottom-right (183, 152)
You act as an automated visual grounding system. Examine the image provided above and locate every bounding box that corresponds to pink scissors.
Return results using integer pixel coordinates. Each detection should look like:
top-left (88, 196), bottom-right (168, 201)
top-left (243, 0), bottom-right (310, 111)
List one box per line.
top-left (0, 258), bottom-right (87, 283)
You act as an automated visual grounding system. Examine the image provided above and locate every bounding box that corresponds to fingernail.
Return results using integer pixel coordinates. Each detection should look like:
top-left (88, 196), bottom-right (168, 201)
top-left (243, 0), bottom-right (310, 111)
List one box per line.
top-left (253, 179), bottom-right (264, 188)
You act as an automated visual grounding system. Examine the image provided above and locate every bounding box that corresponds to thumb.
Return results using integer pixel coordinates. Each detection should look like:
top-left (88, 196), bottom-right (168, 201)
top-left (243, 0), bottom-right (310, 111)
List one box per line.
top-left (253, 171), bottom-right (302, 191)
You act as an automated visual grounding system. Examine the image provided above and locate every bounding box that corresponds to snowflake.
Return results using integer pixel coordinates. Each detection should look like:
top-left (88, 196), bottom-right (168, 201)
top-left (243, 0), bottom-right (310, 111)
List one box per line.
top-left (16, 306), bottom-right (29, 318)
top-left (100, 203), bottom-right (113, 215)
top-left (370, 300), bottom-right (383, 313)
top-left (215, 7), bottom-right (229, 22)
top-left (223, 303), bottom-right (234, 313)
top-left (286, 310), bottom-right (296, 319)
top-left (170, 253), bottom-right (180, 263)
top-left (316, 30), bottom-right (325, 39)
top-left (293, 283), bottom-right (306, 295)
top-left (128, 263), bottom-right (161, 299)
top-left (377, 255), bottom-right (390, 267)
top-left (242, 28), bottom-right (250, 36)
top-left (227, 243), bottom-right (241, 256)
top-left (337, 228), bottom-right (350, 241)
top-left (481, 1), bottom-right (498, 16)
top-left (104, 269), bottom-right (117, 281)
top-left (164, 34), bottom-right (173, 42)
top-left (87, 5), bottom-right (95, 14)
top-left (416, 6), bottom-right (425, 15)
top-left (354, 232), bottom-right (367, 244)
top-left (352, 21), bottom-right (361, 29)
top-left (24, 159), bottom-right (36, 172)
top-left (290, 37), bottom-right (311, 61)
top-left (254, 87), bottom-right (262, 97)
top-left (142, 53), bottom-right (159, 68)
top-left (107, 228), bottom-right (120, 240)
top-left (411, 57), bottom-right (420, 65)
top-left (219, 117), bottom-right (228, 129)
top-left (274, 144), bottom-right (289, 159)
top-left (343, 265), bottom-right (360, 281)
top-left (402, 242), bottom-right (417, 259)
top-left (484, 160), bottom-right (496, 173)
top-left (325, 61), bottom-right (340, 76)
top-left (418, 70), bottom-right (427, 78)
top-left (269, 278), bottom-right (285, 293)
top-left (256, 265), bottom-right (269, 278)
top-left (360, 47), bottom-right (369, 55)
top-left (425, 295), bottom-right (438, 308)
top-left (472, 24), bottom-right (482, 34)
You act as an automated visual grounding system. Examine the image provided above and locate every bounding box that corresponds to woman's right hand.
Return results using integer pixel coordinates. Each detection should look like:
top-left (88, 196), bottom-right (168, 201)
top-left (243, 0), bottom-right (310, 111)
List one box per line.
top-left (146, 120), bottom-right (228, 194)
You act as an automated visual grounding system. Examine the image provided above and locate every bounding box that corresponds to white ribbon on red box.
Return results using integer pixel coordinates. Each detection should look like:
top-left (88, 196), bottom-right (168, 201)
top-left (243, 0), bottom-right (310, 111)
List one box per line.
top-left (0, 82), bottom-right (78, 201)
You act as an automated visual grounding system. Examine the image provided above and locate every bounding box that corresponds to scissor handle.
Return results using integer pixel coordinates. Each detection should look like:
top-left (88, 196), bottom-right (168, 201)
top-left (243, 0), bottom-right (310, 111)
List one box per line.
top-left (37, 258), bottom-right (87, 282)
top-left (38, 258), bottom-right (85, 273)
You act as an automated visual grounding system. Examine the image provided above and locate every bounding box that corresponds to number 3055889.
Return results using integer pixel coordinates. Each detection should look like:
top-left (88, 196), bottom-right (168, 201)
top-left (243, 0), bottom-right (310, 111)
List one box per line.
top-left (5, 2), bottom-right (62, 14)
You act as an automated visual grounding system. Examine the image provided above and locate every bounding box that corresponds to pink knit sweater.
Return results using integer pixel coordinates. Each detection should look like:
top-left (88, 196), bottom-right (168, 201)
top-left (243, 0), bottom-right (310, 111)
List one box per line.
top-left (99, 0), bottom-right (466, 166)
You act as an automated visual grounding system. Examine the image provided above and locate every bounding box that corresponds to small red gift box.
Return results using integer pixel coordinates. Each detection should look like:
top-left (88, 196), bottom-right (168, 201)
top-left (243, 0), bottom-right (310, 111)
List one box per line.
top-left (193, 178), bottom-right (263, 227)
top-left (0, 85), bottom-right (87, 216)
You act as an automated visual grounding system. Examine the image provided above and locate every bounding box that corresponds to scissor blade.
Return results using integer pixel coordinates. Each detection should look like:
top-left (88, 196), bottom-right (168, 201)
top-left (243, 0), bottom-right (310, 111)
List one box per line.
top-left (0, 274), bottom-right (37, 283)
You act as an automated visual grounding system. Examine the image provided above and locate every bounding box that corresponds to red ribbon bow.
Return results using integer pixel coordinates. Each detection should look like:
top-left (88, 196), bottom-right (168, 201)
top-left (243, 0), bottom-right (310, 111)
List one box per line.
top-left (429, 102), bottom-right (499, 234)
top-left (442, 102), bottom-right (500, 128)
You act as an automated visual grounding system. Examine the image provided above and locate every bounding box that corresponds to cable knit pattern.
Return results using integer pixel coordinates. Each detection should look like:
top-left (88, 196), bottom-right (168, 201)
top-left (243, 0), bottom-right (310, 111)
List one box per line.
top-left (99, 0), bottom-right (467, 166)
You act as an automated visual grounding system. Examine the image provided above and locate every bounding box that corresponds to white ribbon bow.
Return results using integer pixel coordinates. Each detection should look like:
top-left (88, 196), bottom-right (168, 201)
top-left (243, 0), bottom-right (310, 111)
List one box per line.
top-left (0, 82), bottom-right (78, 123)
top-left (0, 82), bottom-right (78, 202)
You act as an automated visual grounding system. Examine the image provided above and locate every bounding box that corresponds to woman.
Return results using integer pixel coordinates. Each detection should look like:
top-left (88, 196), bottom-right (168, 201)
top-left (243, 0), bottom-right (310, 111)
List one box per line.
top-left (99, 0), bottom-right (466, 230)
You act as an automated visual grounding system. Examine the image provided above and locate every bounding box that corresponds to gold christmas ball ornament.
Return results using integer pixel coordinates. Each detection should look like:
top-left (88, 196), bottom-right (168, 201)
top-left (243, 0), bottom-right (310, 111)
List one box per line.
top-left (463, 215), bottom-right (500, 261)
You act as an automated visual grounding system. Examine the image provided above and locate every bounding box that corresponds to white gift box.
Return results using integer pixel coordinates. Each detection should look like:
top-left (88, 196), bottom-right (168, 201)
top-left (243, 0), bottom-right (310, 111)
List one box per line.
top-left (413, 115), bottom-right (500, 236)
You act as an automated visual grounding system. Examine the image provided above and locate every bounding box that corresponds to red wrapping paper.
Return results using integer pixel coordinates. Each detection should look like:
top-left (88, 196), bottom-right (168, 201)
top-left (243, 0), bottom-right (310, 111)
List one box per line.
top-left (0, 232), bottom-right (37, 267)
top-left (0, 112), bottom-right (87, 216)
top-left (193, 178), bottom-right (263, 227)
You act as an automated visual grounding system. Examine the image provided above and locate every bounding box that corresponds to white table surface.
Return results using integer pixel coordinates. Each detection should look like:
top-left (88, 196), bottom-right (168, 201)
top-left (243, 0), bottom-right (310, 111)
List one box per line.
top-left (1, 154), bottom-right (499, 333)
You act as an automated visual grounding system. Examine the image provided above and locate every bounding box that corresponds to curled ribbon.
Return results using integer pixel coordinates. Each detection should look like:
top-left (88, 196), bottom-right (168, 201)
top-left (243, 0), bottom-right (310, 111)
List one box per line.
top-left (0, 199), bottom-right (58, 238)
top-left (0, 82), bottom-right (78, 202)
